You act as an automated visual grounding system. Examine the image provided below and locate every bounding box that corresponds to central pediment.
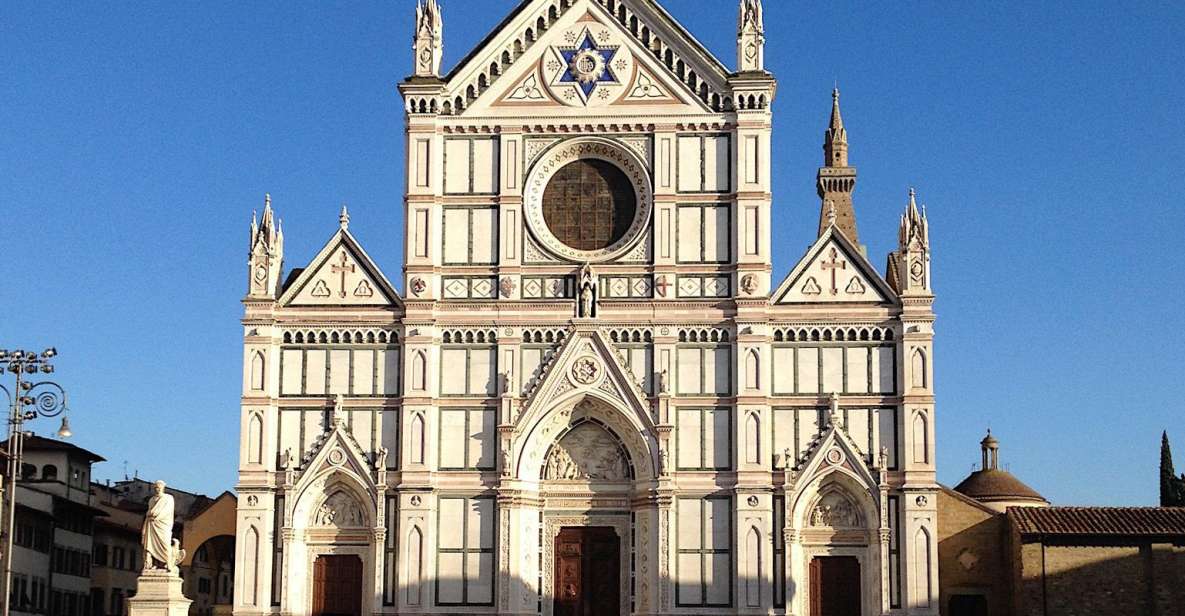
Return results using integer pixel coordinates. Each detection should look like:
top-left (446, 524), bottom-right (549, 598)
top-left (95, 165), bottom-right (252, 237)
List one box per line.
top-left (436, 0), bottom-right (735, 116)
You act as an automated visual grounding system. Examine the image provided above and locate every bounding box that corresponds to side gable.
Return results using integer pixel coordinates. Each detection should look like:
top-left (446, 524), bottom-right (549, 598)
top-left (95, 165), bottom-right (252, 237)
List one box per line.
top-left (440, 0), bottom-right (734, 116)
top-left (279, 227), bottom-right (400, 308)
top-left (772, 227), bottom-right (898, 305)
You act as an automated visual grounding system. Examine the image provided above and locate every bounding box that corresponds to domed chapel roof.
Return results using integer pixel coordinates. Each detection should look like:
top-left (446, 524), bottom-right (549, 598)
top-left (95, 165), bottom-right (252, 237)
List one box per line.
top-left (954, 431), bottom-right (1048, 505)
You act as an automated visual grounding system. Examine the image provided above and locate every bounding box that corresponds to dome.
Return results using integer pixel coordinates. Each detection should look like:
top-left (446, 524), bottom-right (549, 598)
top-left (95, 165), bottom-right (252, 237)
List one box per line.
top-left (954, 469), bottom-right (1047, 504)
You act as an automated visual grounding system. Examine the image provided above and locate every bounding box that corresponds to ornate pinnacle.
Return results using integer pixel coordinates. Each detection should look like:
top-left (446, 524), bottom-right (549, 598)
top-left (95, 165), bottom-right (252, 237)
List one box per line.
top-left (339, 204), bottom-right (350, 230)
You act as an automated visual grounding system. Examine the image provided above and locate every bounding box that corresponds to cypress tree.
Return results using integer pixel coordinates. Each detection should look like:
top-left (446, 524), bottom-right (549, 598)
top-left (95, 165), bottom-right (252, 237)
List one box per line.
top-left (1163, 431), bottom-right (1181, 506)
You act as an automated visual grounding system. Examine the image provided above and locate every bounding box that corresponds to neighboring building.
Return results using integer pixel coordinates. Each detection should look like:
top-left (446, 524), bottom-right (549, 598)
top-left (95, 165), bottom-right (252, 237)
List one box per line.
top-left (938, 433), bottom-right (1185, 616)
top-left (180, 493), bottom-right (237, 616)
top-left (5, 436), bottom-right (105, 616)
top-left (89, 491), bottom-right (142, 616)
top-left (235, 1), bottom-right (941, 616)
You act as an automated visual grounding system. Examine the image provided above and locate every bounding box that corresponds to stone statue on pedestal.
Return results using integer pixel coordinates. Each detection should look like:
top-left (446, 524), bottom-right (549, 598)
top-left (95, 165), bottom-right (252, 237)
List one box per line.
top-left (142, 480), bottom-right (183, 574)
top-left (131, 482), bottom-right (192, 616)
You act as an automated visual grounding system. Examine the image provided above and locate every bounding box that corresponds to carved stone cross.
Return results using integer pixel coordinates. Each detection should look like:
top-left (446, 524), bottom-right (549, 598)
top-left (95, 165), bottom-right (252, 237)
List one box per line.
top-left (821, 247), bottom-right (846, 296)
top-left (331, 251), bottom-right (356, 298)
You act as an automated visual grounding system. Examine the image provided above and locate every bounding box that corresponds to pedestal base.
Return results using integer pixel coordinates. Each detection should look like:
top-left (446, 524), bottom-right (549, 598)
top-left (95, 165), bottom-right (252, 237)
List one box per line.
top-left (129, 572), bottom-right (192, 616)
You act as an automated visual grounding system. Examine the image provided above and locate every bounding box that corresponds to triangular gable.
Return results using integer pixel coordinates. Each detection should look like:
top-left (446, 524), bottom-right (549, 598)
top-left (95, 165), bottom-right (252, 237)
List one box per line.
top-left (446, 0), bottom-right (727, 115)
top-left (789, 409), bottom-right (882, 510)
top-left (773, 226), bottom-right (897, 305)
top-left (293, 405), bottom-right (379, 500)
top-left (279, 227), bottom-right (400, 307)
top-left (514, 327), bottom-right (656, 437)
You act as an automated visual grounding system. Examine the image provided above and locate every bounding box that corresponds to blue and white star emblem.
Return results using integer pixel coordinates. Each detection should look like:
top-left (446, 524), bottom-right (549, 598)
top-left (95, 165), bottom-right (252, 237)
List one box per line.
top-left (557, 29), bottom-right (620, 100)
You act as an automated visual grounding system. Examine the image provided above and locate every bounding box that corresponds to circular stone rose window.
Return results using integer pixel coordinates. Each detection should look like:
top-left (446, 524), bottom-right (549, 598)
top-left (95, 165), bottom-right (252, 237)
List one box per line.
top-left (524, 138), bottom-right (652, 263)
top-left (542, 159), bottom-right (637, 252)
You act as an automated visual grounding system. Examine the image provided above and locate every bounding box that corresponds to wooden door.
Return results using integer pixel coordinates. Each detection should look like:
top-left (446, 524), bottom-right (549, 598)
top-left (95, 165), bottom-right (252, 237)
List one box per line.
top-left (809, 556), bottom-right (861, 616)
top-left (312, 555), bottom-right (363, 616)
top-left (554, 527), bottom-right (620, 616)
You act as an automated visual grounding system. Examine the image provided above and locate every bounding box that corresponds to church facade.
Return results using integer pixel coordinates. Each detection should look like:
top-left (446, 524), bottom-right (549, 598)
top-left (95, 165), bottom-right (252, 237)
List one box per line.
top-left (233, 1), bottom-right (939, 615)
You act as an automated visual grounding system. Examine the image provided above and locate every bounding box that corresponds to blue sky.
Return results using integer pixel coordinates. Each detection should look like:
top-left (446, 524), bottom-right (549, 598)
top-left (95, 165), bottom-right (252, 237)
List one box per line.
top-left (2, 1), bottom-right (1183, 504)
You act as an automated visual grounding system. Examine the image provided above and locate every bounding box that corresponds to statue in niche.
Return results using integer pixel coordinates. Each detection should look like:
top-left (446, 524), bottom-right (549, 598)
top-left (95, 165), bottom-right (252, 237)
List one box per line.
top-left (543, 423), bottom-right (629, 481)
top-left (577, 264), bottom-right (596, 318)
top-left (809, 492), bottom-right (860, 528)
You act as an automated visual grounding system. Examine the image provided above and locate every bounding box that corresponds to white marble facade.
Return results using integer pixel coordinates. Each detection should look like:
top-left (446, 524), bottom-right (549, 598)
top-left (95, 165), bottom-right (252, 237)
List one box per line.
top-left (233, 1), bottom-right (939, 615)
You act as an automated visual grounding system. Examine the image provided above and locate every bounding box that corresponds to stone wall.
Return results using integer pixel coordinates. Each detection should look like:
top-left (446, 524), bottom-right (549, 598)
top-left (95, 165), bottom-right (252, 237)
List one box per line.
top-left (1016, 541), bottom-right (1185, 616)
top-left (936, 489), bottom-right (1009, 616)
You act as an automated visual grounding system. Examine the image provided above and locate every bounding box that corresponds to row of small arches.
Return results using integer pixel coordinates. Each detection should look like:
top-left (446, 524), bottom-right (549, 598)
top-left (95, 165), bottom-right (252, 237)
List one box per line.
top-left (441, 329), bottom-right (499, 344)
top-left (283, 330), bottom-right (399, 345)
top-left (678, 328), bottom-right (732, 343)
top-left (772, 327), bottom-right (895, 343)
top-left (523, 329), bottom-right (568, 344)
top-left (608, 328), bottom-right (654, 344)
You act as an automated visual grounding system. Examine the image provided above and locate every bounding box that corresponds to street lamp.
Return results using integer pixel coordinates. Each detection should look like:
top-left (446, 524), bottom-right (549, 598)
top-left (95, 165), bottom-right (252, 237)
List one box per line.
top-left (0, 348), bottom-right (72, 616)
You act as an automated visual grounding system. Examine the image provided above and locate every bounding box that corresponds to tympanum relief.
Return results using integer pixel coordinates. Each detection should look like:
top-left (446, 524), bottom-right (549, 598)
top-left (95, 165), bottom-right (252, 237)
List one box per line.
top-left (313, 491), bottom-right (366, 528)
top-left (543, 423), bottom-right (630, 481)
top-left (809, 491), bottom-right (862, 528)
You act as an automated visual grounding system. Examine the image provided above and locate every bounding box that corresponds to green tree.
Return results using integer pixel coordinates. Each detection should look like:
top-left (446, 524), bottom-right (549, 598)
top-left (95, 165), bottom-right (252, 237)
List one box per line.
top-left (1163, 432), bottom-right (1184, 506)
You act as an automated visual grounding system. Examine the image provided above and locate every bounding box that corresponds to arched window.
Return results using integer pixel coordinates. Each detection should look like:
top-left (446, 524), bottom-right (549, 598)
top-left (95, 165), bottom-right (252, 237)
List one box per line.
top-left (248, 414), bottom-right (263, 465)
top-left (250, 352), bottom-right (265, 391)
top-left (42, 465), bottom-right (58, 481)
top-left (912, 413), bottom-right (929, 464)
top-left (745, 349), bottom-right (760, 390)
top-left (915, 527), bottom-right (933, 607)
top-left (911, 349), bottom-right (927, 389)
top-left (411, 351), bottom-right (427, 391)
top-left (745, 413), bottom-right (760, 465)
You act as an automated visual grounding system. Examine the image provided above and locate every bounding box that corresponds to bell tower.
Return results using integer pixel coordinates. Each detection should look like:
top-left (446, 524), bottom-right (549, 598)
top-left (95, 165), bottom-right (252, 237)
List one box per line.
top-left (817, 88), bottom-right (860, 244)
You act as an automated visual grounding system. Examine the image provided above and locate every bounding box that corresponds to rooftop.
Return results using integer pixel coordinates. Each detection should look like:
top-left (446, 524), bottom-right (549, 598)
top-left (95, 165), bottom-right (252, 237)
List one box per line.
top-left (1009, 507), bottom-right (1185, 538)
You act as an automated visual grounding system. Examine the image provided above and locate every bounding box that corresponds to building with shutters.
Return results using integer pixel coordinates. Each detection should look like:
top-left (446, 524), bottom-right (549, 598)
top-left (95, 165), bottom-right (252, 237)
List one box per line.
top-left (233, 1), bottom-right (940, 615)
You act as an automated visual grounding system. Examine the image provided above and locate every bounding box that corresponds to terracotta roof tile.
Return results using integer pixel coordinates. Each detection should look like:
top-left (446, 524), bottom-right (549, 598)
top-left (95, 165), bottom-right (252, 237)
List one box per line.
top-left (954, 469), bottom-right (1046, 502)
top-left (1009, 507), bottom-right (1185, 537)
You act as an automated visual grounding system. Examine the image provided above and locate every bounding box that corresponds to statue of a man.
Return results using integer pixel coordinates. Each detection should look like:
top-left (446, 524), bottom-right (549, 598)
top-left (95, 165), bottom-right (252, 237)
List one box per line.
top-left (142, 480), bottom-right (176, 572)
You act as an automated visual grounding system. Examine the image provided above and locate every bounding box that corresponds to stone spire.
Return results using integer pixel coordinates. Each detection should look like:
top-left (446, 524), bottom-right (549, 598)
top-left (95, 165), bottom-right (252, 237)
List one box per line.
top-left (892, 188), bottom-right (931, 295)
top-left (824, 88), bottom-right (848, 167)
top-left (817, 88), bottom-right (859, 243)
top-left (339, 204), bottom-right (350, 230)
top-left (247, 194), bottom-right (284, 299)
top-left (413, 0), bottom-right (443, 78)
top-left (737, 0), bottom-right (765, 72)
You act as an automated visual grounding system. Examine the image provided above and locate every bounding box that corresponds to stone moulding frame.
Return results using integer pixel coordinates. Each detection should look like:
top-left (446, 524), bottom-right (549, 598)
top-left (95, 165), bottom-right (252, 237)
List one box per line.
top-left (540, 512), bottom-right (632, 616)
top-left (523, 137), bottom-right (654, 263)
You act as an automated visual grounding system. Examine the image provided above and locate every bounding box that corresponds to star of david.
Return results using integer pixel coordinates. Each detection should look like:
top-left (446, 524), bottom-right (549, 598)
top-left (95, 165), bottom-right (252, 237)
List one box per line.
top-left (557, 29), bottom-right (619, 100)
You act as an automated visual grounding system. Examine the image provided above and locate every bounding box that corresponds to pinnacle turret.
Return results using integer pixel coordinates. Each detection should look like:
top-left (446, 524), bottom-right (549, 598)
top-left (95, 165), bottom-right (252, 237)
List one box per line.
top-left (737, 0), bottom-right (765, 72)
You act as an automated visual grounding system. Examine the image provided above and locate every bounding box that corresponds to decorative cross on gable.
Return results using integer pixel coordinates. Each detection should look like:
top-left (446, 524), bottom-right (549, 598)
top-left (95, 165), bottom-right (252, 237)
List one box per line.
top-left (331, 252), bottom-right (355, 299)
top-left (821, 247), bottom-right (847, 296)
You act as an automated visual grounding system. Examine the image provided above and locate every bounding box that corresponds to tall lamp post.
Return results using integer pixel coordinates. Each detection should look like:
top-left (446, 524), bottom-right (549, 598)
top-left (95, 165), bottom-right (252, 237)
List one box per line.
top-left (0, 348), bottom-right (72, 616)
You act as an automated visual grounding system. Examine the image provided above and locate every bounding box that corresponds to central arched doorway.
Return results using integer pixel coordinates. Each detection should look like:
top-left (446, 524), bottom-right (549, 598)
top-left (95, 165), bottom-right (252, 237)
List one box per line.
top-left (514, 394), bottom-right (655, 616)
